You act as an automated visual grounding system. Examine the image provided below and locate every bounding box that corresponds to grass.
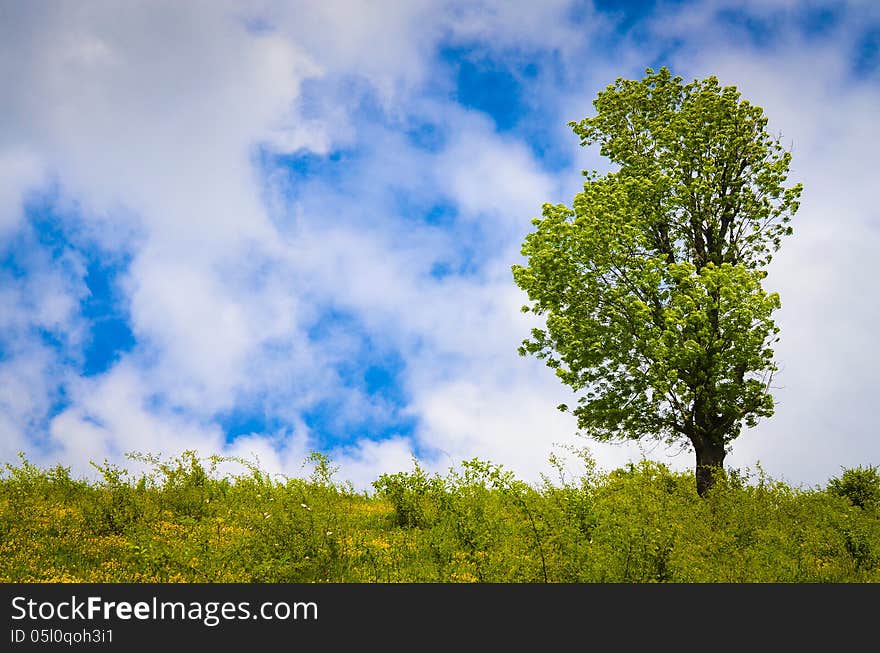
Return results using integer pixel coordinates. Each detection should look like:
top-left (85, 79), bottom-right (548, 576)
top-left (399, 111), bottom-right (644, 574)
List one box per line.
top-left (1, 449), bottom-right (878, 582)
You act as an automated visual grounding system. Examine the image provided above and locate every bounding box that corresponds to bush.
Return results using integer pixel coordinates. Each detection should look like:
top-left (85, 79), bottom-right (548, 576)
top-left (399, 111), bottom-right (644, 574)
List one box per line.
top-left (1, 451), bottom-right (879, 582)
top-left (828, 465), bottom-right (880, 509)
top-left (372, 459), bottom-right (445, 529)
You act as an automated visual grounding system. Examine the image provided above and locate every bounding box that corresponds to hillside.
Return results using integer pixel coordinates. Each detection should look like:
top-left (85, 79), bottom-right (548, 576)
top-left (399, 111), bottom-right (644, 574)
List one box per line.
top-left (1, 451), bottom-right (878, 582)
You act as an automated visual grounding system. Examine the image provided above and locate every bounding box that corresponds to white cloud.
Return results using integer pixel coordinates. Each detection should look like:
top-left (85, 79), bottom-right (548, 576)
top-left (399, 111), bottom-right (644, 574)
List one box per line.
top-left (48, 361), bottom-right (226, 470)
top-left (1, 0), bottom-right (877, 493)
top-left (0, 148), bottom-right (44, 236)
top-left (436, 116), bottom-right (556, 230)
top-left (0, 1), bottom-right (327, 476)
top-left (442, 0), bottom-right (605, 57)
top-left (0, 345), bottom-right (65, 460)
top-left (332, 437), bottom-right (420, 491)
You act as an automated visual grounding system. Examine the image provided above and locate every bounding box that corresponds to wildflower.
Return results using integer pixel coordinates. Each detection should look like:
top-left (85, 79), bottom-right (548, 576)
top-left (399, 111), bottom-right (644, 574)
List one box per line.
top-left (263, 512), bottom-right (270, 519)
top-left (326, 531), bottom-right (332, 536)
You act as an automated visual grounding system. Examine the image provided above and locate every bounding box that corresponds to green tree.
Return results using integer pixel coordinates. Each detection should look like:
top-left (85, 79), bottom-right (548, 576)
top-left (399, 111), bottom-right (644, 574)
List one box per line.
top-left (512, 68), bottom-right (802, 496)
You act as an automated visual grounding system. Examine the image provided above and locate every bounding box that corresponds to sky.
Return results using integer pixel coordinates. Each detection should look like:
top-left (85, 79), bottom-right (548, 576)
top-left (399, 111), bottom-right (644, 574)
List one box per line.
top-left (1, 0), bottom-right (878, 491)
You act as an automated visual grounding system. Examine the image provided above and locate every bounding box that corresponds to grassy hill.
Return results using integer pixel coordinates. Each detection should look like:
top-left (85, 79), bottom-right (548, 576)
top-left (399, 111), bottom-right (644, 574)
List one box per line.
top-left (1, 450), bottom-right (878, 582)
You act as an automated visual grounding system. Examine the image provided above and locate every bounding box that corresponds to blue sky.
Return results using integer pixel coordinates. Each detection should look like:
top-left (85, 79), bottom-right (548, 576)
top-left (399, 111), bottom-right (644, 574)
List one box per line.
top-left (1, 0), bottom-right (878, 489)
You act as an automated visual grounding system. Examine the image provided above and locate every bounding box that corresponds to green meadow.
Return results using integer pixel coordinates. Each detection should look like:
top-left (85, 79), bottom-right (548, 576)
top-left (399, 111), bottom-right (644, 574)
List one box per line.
top-left (1, 450), bottom-right (877, 583)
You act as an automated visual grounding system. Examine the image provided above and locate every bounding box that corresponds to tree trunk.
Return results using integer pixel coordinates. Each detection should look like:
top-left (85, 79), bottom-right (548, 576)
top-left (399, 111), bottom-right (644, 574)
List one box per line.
top-left (694, 439), bottom-right (726, 497)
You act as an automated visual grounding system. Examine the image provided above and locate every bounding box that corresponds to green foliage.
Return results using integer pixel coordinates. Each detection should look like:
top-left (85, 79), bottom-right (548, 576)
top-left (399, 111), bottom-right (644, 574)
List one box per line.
top-left (373, 459), bottom-right (445, 529)
top-left (1, 450), bottom-right (878, 582)
top-left (512, 67), bottom-right (802, 495)
top-left (828, 465), bottom-right (880, 510)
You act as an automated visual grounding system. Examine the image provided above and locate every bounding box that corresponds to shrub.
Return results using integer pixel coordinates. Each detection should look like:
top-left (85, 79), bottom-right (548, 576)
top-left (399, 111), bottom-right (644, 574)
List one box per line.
top-left (372, 459), bottom-right (445, 529)
top-left (1, 450), bottom-right (879, 582)
top-left (828, 465), bottom-right (880, 509)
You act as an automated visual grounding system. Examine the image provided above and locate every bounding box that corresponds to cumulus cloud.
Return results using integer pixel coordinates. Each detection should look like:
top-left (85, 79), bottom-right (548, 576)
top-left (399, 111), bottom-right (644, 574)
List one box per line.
top-left (0, 0), bottom-right (877, 491)
top-left (1, 1), bottom-right (324, 470)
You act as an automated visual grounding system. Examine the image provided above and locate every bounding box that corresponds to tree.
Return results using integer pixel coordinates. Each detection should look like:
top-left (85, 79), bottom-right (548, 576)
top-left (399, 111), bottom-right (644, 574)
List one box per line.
top-left (512, 67), bottom-right (802, 496)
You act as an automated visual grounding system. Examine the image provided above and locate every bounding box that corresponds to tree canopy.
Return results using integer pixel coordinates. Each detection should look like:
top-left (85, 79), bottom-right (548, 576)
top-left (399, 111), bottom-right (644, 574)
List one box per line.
top-left (512, 67), bottom-right (802, 496)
